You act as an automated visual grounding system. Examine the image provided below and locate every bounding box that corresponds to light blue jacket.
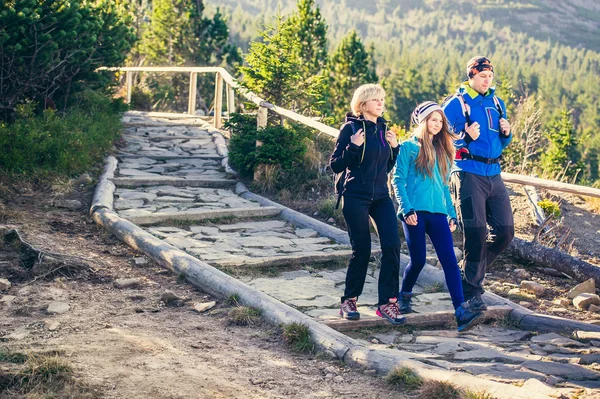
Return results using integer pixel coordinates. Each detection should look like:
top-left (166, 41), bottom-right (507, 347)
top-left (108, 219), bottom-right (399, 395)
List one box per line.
top-left (392, 136), bottom-right (457, 220)
top-left (442, 83), bottom-right (512, 176)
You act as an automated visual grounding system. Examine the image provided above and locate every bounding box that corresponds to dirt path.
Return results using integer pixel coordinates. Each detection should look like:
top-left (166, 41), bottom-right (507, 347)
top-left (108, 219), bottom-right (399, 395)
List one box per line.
top-left (0, 187), bottom-right (402, 398)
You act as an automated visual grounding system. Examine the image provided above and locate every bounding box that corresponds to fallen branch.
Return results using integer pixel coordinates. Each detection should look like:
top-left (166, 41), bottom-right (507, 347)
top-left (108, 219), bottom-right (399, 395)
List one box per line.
top-left (507, 237), bottom-right (600, 286)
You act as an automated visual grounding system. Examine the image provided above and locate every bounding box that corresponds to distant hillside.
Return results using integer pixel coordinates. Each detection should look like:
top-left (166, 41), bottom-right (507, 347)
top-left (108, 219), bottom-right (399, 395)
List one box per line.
top-left (217, 0), bottom-right (600, 52)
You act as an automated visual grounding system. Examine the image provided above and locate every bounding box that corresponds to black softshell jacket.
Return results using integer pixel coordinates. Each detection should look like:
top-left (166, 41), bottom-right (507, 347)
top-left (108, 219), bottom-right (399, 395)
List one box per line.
top-left (330, 113), bottom-right (399, 201)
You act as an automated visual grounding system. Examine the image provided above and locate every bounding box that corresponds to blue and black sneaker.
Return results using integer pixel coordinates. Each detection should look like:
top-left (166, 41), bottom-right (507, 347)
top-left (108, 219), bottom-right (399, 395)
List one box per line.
top-left (456, 302), bottom-right (483, 332)
top-left (468, 294), bottom-right (488, 312)
top-left (399, 292), bottom-right (414, 314)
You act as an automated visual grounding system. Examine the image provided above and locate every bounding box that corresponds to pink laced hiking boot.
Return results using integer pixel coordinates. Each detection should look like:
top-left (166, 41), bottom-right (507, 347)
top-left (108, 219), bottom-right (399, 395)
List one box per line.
top-left (376, 298), bottom-right (405, 325)
top-left (340, 297), bottom-right (360, 320)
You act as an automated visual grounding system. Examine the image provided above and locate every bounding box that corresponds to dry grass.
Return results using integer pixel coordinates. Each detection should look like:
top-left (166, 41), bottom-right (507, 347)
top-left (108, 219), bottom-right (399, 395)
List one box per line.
top-left (228, 306), bottom-right (262, 326)
top-left (416, 380), bottom-right (462, 399)
top-left (385, 366), bottom-right (423, 391)
top-left (50, 177), bottom-right (75, 196)
top-left (0, 351), bottom-right (99, 398)
top-left (585, 196), bottom-right (600, 214)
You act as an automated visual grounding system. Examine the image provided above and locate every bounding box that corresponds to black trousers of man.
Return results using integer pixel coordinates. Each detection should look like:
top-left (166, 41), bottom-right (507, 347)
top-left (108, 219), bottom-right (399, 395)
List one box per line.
top-left (341, 195), bottom-right (400, 306)
top-left (450, 172), bottom-right (515, 299)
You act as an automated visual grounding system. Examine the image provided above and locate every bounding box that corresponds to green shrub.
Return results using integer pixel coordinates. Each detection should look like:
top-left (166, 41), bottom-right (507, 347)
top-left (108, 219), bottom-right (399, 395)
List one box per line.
top-left (228, 306), bottom-right (262, 326)
top-left (537, 199), bottom-right (561, 218)
top-left (226, 113), bottom-right (312, 182)
top-left (0, 0), bottom-right (134, 117)
top-left (0, 90), bottom-right (125, 176)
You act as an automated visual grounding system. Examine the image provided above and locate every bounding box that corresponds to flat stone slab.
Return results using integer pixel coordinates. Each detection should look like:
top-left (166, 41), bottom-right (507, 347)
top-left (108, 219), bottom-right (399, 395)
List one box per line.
top-left (520, 360), bottom-right (600, 380)
top-left (531, 333), bottom-right (587, 348)
top-left (47, 301), bottom-right (70, 314)
top-left (123, 206), bottom-right (283, 225)
top-left (111, 177), bottom-right (236, 188)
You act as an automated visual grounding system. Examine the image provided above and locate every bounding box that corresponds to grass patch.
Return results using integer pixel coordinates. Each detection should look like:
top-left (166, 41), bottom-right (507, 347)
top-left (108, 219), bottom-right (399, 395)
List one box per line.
top-left (317, 195), bottom-right (343, 222)
top-left (0, 349), bottom-right (27, 364)
top-left (282, 323), bottom-right (314, 353)
top-left (506, 291), bottom-right (536, 302)
top-left (228, 306), bottom-right (262, 326)
top-left (0, 351), bottom-right (98, 398)
top-left (422, 282), bottom-right (446, 293)
top-left (0, 90), bottom-right (125, 177)
top-left (385, 366), bottom-right (423, 391)
top-left (462, 390), bottom-right (494, 399)
top-left (226, 293), bottom-right (241, 306)
top-left (416, 380), bottom-right (462, 399)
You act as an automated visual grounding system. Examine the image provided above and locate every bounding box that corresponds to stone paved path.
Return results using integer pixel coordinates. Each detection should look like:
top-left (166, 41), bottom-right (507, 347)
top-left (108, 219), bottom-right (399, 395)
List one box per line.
top-left (112, 112), bottom-right (600, 398)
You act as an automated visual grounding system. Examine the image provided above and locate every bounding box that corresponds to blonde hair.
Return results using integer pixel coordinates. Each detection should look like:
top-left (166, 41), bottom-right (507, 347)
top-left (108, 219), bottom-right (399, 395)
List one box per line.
top-left (351, 84), bottom-right (385, 116)
top-left (413, 111), bottom-right (458, 179)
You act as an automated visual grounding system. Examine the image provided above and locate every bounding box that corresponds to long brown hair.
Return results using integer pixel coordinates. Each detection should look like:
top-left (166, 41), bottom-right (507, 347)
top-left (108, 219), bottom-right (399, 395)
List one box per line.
top-left (413, 111), bottom-right (457, 179)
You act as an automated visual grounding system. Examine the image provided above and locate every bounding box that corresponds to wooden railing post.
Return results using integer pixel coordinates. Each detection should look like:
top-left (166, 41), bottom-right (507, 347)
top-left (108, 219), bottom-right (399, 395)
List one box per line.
top-left (125, 71), bottom-right (133, 104)
top-left (214, 72), bottom-right (224, 128)
top-left (257, 106), bottom-right (267, 131)
top-left (227, 84), bottom-right (235, 116)
top-left (188, 72), bottom-right (197, 114)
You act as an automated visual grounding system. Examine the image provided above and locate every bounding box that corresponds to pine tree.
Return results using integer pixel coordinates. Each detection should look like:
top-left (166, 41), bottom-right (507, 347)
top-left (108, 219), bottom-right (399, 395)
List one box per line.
top-left (541, 109), bottom-right (585, 181)
top-left (326, 30), bottom-right (378, 123)
top-left (285, 0), bottom-right (328, 78)
top-left (240, 13), bottom-right (325, 118)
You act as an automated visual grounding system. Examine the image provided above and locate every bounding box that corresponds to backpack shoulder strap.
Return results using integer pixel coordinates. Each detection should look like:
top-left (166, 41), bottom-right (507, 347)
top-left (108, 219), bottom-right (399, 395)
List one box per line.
top-left (492, 96), bottom-right (504, 119)
top-left (455, 93), bottom-right (472, 126)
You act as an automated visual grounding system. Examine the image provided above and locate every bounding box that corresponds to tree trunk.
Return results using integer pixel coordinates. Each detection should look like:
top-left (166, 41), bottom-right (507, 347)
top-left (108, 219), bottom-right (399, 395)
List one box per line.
top-left (507, 237), bottom-right (600, 286)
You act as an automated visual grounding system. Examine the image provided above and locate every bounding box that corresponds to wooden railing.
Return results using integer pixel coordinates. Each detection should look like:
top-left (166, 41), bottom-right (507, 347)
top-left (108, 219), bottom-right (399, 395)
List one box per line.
top-left (98, 66), bottom-right (600, 199)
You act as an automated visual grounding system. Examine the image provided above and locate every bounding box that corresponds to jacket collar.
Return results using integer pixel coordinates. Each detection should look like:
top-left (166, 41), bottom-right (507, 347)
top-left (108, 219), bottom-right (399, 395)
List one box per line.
top-left (459, 81), bottom-right (496, 99)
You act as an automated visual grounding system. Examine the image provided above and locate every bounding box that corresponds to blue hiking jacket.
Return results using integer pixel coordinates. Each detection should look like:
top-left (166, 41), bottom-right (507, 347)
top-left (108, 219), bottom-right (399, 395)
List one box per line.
top-left (392, 136), bottom-right (456, 220)
top-left (330, 113), bottom-right (399, 201)
top-left (442, 83), bottom-right (512, 176)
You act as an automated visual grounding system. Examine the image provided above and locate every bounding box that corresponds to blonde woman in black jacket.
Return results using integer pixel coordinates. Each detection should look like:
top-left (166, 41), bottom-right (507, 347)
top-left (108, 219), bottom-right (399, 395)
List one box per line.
top-left (330, 83), bottom-right (404, 325)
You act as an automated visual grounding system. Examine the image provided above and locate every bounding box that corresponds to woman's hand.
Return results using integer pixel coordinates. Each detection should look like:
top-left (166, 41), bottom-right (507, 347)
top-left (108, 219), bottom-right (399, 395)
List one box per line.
top-left (385, 130), bottom-right (398, 148)
top-left (350, 129), bottom-right (365, 146)
top-left (449, 219), bottom-right (457, 233)
top-left (405, 213), bottom-right (418, 226)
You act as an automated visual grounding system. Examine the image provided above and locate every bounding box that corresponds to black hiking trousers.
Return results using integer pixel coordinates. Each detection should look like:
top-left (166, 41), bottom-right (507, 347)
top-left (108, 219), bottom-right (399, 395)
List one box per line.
top-left (341, 195), bottom-right (400, 306)
top-left (450, 172), bottom-right (515, 299)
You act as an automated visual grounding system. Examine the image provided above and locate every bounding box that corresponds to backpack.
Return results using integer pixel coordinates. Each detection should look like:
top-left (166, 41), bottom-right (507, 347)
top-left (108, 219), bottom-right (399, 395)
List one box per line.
top-left (443, 91), bottom-right (504, 127)
top-left (334, 122), bottom-right (358, 210)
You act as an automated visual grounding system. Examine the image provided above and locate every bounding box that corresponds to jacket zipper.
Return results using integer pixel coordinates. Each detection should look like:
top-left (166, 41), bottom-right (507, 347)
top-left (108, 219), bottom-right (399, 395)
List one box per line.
top-left (372, 125), bottom-right (382, 200)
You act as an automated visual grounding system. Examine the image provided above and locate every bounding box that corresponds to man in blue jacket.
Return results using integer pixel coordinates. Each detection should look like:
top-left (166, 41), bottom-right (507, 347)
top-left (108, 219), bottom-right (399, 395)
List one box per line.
top-left (442, 56), bottom-right (515, 311)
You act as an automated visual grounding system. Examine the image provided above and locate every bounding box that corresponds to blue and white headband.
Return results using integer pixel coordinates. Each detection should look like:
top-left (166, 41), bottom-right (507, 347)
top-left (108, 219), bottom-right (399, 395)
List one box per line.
top-left (411, 101), bottom-right (442, 126)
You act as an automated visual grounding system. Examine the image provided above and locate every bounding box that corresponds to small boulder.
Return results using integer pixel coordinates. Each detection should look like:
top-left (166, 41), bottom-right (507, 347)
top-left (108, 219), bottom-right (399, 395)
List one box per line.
top-left (47, 301), bottom-right (70, 314)
top-left (578, 353), bottom-right (600, 365)
top-left (193, 301), bottom-right (216, 313)
top-left (161, 291), bottom-right (185, 306)
top-left (52, 199), bottom-right (82, 210)
top-left (573, 293), bottom-right (600, 310)
top-left (589, 304), bottom-right (600, 313)
top-left (553, 298), bottom-right (570, 308)
top-left (333, 375), bottom-right (344, 383)
top-left (521, 280), bottom-right (546, 296)
top-left (115, 278), bottom-right (142, 289)
top-left (515, 269), bottom-right (531, 280)
top-left (519, 301), bottom-right (532, 309)
top-left (133, 257), bottom-right (149, 266)
top-left (74, 173), bottom-right (93, 186)
top-left (0, 278), bottom-right (11, 291)
top-left (567, 278), bottom-right (596, 299)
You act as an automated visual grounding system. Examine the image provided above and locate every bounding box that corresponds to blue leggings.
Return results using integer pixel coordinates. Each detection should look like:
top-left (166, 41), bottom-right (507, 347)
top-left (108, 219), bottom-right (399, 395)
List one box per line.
top-left (401, 211), bottom-right (464, 309)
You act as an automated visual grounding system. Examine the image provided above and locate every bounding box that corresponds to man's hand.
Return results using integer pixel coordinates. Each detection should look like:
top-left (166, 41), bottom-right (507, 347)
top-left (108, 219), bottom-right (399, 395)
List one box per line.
top-left (350, 129), bottom-right (365, 146)
top-left (499, 118), bottom-right (511, 137)
top-left (465, 122), bottom-right (480, 140)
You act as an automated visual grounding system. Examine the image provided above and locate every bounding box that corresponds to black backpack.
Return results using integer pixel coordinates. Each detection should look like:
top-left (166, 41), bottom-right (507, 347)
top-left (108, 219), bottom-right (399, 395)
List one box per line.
top-left (334, 122), bottom-right (358, 210)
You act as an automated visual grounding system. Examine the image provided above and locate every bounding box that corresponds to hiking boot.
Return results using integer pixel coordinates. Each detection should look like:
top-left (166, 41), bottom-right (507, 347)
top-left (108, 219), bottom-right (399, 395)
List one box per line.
top-left (468, 294), bottom-right (488, 312)
top-left (376, 298), bottom-right (405, 325)
top-left (399, 292), bottom-right (413, 314)
top-left (340, 298), bottom-right (360, 320)
top-left (456, 302), bottom-right (483, 332)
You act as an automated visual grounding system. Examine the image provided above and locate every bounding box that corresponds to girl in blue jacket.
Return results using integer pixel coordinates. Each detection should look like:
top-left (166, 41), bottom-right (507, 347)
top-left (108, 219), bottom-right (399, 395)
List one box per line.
top-left (392, 101), bottom-right (481, 332)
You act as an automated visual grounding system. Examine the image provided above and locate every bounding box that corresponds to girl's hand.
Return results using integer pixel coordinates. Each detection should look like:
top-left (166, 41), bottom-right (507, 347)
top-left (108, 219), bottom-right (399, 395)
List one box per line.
top-left (385, 130), bottom-right (398, 148)
top-left (405, 213), bottom-right (418, 226)
top-left (449, 219), bottom-right (457, 233)
top-left (351, 129), bottom-right (365, 146)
